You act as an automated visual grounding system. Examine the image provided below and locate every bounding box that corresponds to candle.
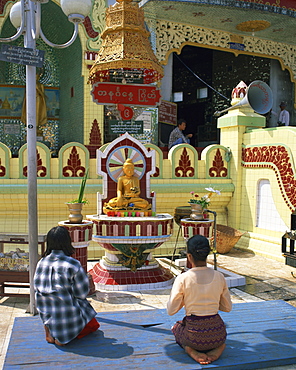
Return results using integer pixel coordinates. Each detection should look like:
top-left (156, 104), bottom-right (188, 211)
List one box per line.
top-left (128, 212), bottom-right (132, 217)
top-left (136, 212), bottom-right (140, 217)
top-left (140, 212), bottom-right (144, 217)
top-left (124, 212), bottom-right (128, 217)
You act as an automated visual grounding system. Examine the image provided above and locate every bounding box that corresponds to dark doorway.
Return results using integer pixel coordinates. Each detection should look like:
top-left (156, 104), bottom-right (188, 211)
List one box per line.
top-left (170, 46), bottom-right (274, 148)
top-left (172, 47), bottom-right (213, 147)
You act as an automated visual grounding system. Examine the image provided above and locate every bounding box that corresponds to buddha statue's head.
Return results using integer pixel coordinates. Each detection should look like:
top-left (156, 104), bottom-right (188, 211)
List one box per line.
top-left (123, 158), bottom-right (134, 176)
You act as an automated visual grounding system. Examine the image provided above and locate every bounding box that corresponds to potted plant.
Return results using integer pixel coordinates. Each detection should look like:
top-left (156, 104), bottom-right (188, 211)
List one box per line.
top-left (66, 170), bottom-right (89, 223)
top-left (189, 187), bottom-right (220, 220)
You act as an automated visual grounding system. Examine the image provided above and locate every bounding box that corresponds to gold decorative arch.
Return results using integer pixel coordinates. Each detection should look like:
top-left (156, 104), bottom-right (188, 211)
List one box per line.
top-left (147, 19), bottom-right (296, 107)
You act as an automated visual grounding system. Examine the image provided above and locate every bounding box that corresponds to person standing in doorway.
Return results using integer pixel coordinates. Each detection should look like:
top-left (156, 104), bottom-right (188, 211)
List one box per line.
top-left (277, 102), bottom-right (290, 126)
top-left (168, 119), bottom-right (193, 149)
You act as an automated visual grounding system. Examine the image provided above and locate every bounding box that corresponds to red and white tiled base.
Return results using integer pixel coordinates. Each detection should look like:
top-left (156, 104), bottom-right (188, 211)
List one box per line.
top-left (89, 262), bottom-right (174, 291)
top-left (87, 214), bottom-right (175, 291)
top-left (71, 242), bottom-right (88, 272)
top-left (58, 220), bottom-right (93, 272)
top-left (89, 251), bottom-right (174, 291)
top-left (181, 218), bottom-right (214, 240)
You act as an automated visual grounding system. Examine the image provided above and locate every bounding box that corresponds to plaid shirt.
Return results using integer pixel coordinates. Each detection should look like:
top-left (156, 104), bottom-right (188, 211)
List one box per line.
top-left (34, 250), bottom-right (97, 344)
top-left (168, 127), bottom-right (189, 149)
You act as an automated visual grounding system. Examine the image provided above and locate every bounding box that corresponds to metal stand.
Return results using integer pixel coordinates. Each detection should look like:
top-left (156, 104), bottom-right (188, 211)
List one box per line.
top-left (170, 224), bottom-right (182, 269)
top-left (206, 209), bottom-right (217, 270)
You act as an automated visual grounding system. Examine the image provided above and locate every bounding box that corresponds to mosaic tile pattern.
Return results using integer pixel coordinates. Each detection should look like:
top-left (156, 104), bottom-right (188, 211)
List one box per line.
top-left (58, 221), bottom-right (93, 271)
top-left (89, 214), bottom-right (173, 272)
top-left (73, 246), bottom-right (88, 272)
top-left (242, 144), bottom-right (296, 211)
top-left (181, 219), bottom-right (214, 239)
top-left (175, 147), bottom-right (195, 177)
top-left (209, 148), bottom-right (228, 177)
top-left (83, 16), bottom-right (99, 39)
top-left (62, 146), bottom-right (87, 178)
top-left (90, 214), bottom-right (173, 237)
top-left (88, 133), bottom-right (176, 287)
top-left (96, 133), bottom-right (155, 214)
top-left (90, 261), bottom-right (174, 291)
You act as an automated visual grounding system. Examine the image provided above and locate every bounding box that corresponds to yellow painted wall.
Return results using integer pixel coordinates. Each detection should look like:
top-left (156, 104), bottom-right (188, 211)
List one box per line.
top-left (0, 141), bottom-right (233, 260)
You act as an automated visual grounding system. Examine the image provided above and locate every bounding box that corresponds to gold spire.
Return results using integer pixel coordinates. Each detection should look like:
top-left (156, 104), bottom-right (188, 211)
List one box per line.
top-left (88, 0), bottom-right (163, 85)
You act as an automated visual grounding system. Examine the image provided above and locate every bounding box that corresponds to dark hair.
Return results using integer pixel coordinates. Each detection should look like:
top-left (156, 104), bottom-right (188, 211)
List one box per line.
top-left (43, 226), bottom-right (75, 257)
top-left (177, 118), bottom-right (186, 127)
top-left (187, 235), bottom-right (210, 262)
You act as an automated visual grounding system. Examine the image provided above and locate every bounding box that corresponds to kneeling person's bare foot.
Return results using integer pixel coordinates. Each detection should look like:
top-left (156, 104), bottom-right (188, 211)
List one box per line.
top-left (44, 325), bottom-right (55, 344)
top-left (54, 339), bottom-right (65, 346)
top-left (206, 343), bottom-right (226, 362)
top-left (184, 346), bottom-right (211, 364)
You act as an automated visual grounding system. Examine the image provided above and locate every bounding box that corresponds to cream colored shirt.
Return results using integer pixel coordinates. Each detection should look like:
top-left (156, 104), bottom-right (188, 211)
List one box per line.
top-left (167, 266), bottom-right (232, 316)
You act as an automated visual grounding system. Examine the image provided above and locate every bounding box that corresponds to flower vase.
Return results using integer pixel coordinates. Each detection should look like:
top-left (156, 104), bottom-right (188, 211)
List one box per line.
top-left (189, 203), bottom-right (204, 220)
top-left (66, 203), bottom-right (84, 224)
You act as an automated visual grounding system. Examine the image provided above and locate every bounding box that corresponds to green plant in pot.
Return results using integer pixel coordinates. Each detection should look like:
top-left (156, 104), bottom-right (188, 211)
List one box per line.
top-left (66, 170), bottom-right (89, 224)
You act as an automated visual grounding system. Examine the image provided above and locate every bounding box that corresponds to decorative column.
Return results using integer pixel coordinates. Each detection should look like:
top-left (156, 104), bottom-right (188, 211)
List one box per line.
top-left (217, 81), bottom-right (271, 229)
top-left (58, 220), bottom-right (95, 294)
top-left (180, 218), bottom-right (214, 269)
top-left (58, 220), bottom-right (93, 272)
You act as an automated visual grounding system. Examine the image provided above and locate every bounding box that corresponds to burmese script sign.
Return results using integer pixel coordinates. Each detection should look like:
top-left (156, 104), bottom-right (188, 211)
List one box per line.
top-left (91, 82), bottom-right (161, 107)
top-left (0, 45), bottom-right (45, 67)
top-left (158, 100), bottom-right (177, 126)
top-left (108, 120), bottom-right (143, 135)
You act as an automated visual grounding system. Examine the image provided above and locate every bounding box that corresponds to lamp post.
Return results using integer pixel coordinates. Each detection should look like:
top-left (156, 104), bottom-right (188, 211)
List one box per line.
top-left (0, 0), bottom-right (91, 314)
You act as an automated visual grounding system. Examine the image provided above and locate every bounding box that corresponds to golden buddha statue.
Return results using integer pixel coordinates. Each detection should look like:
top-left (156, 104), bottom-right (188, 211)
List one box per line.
top-left (103, 158), bottom-right (151, 213)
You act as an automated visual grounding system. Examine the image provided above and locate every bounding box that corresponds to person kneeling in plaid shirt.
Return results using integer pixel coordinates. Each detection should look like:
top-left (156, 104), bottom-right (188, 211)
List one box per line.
top-left (34, 226), bottom-right (100, 346)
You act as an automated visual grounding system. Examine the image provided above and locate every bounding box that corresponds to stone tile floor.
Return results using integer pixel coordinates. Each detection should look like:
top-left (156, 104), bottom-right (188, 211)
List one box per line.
top-left (1, 247), bottom-right (296, 370)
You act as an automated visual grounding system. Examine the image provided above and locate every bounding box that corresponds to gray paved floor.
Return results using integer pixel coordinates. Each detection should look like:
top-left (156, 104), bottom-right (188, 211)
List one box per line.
top-left (1, 247), bottom-right (296, 369)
